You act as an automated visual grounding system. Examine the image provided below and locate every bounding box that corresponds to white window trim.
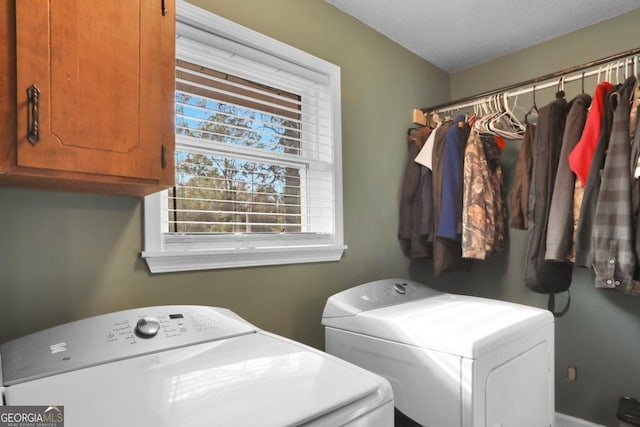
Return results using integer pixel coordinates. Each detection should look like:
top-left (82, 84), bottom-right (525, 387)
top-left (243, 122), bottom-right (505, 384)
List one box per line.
top-left (142, 0), bottom-right (345, 273)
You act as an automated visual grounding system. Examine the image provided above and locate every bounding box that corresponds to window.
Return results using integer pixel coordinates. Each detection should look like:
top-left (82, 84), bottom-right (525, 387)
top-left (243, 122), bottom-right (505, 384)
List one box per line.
top-left (142, 0), bottom-right (345, 273)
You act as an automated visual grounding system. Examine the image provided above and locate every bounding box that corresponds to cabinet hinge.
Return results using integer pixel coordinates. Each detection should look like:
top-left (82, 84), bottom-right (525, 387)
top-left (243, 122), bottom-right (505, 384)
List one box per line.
top-left (161, 0), bottom-right (167, 16)
top-left (161, 144), bottom-right (167, 169)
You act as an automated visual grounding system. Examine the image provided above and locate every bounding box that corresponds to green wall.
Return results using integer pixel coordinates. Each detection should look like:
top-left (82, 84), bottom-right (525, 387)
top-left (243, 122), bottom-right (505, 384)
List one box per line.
top-left (2, 1), bottom-right (639, 425)
top-left (417, 10), bottom-right (640, 426)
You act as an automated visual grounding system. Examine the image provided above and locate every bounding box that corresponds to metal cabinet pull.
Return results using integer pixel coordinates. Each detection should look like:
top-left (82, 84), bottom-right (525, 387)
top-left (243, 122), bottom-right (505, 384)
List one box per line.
top-left (26, 84), bottom-right (40, 145)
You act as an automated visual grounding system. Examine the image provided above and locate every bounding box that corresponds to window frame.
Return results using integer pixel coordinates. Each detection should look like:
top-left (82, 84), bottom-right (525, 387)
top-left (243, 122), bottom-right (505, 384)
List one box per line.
top-left (142, 0), bottom-right (345, 273)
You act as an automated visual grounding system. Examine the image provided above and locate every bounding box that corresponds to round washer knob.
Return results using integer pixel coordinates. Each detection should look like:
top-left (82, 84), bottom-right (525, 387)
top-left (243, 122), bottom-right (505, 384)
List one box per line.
top-left (393, 283), bottom-right (407, 295)
top-left (135, 317), bottom-right (161, 338)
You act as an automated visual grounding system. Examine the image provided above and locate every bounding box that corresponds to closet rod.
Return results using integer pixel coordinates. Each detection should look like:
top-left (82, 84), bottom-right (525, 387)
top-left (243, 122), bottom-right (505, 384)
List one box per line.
top-left (432, 58), bottom-right (636, 114)
top-left (421, 46), bottom-right (640, 114)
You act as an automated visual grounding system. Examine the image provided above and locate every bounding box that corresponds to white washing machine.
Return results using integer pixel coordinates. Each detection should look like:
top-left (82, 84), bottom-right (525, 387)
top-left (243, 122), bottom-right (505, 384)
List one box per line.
top-left (0, 305), bottom-right (394, 427)
top-left (322, 279), bottom-right (555, 427)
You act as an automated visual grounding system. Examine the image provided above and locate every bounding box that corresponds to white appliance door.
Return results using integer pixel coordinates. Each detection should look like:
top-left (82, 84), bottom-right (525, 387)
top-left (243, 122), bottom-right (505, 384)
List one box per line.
top-left (4, 333), bottom-right (391, 427)
top-left (484, 341), bottom-right (552, 427)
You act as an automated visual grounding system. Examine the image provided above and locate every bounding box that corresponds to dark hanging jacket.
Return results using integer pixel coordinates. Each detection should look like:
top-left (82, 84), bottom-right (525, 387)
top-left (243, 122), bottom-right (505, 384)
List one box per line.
top-left (398, 127), bottom-right (432, 258)
top-left (524, 94), bottom-right (573, 294)
top-left (545, 93), bottom-right (591, 262)
top-left (510, 123), bottom-right (536, 230)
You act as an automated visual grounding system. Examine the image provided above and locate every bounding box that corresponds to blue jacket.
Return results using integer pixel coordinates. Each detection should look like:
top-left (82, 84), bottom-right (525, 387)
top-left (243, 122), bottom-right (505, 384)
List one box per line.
top-left (437, 115), bottom-right (466, 240)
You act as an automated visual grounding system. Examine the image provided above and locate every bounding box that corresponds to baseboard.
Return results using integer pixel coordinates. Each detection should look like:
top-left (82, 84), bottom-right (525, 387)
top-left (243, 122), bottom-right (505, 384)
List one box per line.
top-left (556, 412), bottom-right (606, 427)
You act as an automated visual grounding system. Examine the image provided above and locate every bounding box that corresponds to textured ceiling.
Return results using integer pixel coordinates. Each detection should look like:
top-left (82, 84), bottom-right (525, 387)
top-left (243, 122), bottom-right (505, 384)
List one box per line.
top-left (324, 0), bottom-right (640, 73)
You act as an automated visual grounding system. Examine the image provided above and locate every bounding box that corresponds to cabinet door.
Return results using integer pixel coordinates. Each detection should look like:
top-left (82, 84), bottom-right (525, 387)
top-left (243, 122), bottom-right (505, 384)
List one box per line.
top-left (15, 0), bottom-right (174, 181)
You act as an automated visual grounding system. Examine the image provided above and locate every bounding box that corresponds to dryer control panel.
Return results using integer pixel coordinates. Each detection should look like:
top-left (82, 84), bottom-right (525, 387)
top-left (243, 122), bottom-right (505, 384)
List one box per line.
top-left (322, 279), bottom-right (443, 317)
top-left (0, 306), bottom-right (256, 386)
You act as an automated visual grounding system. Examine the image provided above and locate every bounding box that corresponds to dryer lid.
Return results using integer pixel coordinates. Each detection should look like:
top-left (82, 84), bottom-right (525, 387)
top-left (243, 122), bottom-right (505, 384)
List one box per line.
top-left (322, 280), bottom-right (553, 358)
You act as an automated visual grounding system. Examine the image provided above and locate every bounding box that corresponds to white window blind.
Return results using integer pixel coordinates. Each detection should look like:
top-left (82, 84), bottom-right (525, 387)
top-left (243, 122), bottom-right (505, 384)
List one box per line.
top-left (142, 0), bottom-right (345, 273)
top-left (172, 58), bottom-right (333, 234)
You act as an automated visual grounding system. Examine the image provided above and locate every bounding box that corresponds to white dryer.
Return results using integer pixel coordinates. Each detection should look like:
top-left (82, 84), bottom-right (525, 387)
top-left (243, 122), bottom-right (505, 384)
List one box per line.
top-left (322, 279), bottom-right (555, 427)
top-left (0, 305), bottom-right (394, 427)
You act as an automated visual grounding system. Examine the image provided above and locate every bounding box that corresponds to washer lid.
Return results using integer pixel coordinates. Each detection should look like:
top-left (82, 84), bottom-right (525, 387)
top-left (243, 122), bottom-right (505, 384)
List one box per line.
top-left (3, 332), bottom-right (392, 427)
top-left (323, 280), bottom-right (553, 358)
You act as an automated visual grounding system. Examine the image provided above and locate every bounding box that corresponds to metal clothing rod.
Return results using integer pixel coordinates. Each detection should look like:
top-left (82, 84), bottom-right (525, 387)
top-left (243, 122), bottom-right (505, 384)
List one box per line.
top-left (421, 47), bottom-right (640, 114)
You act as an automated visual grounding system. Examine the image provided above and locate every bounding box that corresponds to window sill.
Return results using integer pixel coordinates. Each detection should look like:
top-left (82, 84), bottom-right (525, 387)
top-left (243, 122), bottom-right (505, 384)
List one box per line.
top-left (141, 245), bottom-right (346, 273)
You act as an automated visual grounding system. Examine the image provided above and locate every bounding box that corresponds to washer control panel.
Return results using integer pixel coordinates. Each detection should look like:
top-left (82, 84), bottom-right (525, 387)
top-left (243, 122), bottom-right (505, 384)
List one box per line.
top-left (0, 306), bottom-right (256, 386)
top-left (323, 279), bottom-right (443, 317)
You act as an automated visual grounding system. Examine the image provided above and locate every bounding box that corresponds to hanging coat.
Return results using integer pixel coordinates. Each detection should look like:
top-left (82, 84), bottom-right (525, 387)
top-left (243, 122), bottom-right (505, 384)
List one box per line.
top-left (592, 76), bottom-right (638, 294)
top-left (510, 124), bottom-right (536, 230)
top-left (524, 94), bottom-right (573, 294)
top-left (437, 115), bottom-right (468, 240)
top-left (416, 122), bottom-right (442, 241)
top-left (545, 93), bottom-right (591, 262)
top-left (461, 129), bottom-right (506, 259)
top-left (398, 128), bottom-right (432, 258)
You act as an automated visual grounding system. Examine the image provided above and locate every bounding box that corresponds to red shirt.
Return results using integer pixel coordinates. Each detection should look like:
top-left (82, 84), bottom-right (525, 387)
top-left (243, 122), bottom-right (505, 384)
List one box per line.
top-left (568, 81), bottom-right (613, 186)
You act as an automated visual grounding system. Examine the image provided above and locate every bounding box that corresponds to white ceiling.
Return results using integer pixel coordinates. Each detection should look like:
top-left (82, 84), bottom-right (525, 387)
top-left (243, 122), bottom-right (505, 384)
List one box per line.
top-left (324, 0), bottom-right (640, 73)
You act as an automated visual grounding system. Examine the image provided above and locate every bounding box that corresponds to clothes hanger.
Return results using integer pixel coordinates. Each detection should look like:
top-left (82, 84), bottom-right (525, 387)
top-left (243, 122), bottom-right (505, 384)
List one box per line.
top-left (625, 59), bottom-right (630, 81)
top-left (525, 84), bottom-right (538, 126)
top-left (485, 95), bottom-right (501, 135)
top-left (489, 93), bottom-right (525, 139)
top-left (597, 66), bottom-right (602, 84)
top-left (555, 76), bottom-right (565, 99)
top-left (431, 112), bottom-right (441, 126)
top-left (487, 94), bottom-right (505, 136)
top-left (505, 93), bottom-right (526, 136)
top-left (474, 97), bottom-right (490, 134)
top-left (466, 102), bottom-right (479, 128)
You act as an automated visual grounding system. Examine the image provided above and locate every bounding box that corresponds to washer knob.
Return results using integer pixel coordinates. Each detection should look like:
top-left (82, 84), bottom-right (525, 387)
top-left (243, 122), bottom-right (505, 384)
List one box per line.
top-left (135, 317), bottom-right (161, 338)
top-left (393, 282), bottom-right (407, 295)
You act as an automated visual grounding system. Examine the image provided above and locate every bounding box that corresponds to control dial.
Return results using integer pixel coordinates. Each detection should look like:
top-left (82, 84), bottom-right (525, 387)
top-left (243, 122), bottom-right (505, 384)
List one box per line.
top-left (393, 282), bottom-right (407, 295)
top-left (134, 316), bottom-right (161, 338)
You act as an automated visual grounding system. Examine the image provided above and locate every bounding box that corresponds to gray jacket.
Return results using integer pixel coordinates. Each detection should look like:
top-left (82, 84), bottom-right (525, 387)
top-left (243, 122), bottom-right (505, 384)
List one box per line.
top-left (592, 76), bottom-right (638, 293)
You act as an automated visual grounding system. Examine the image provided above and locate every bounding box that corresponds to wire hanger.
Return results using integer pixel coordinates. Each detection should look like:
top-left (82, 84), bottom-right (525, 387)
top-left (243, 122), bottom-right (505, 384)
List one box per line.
top-left (556, 76), bottom-right (565, 99)
top-left (525, 84), bottom-right (538, 126)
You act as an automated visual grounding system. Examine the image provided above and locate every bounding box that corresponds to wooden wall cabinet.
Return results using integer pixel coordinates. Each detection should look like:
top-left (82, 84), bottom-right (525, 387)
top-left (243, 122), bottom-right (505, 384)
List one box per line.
top-left (0, 1), bottom-right (175, 197)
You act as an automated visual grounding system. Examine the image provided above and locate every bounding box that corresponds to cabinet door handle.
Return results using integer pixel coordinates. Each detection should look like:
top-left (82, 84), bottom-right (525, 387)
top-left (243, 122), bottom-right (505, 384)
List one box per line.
top-left (26, 84), bottom-right (40, 145)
